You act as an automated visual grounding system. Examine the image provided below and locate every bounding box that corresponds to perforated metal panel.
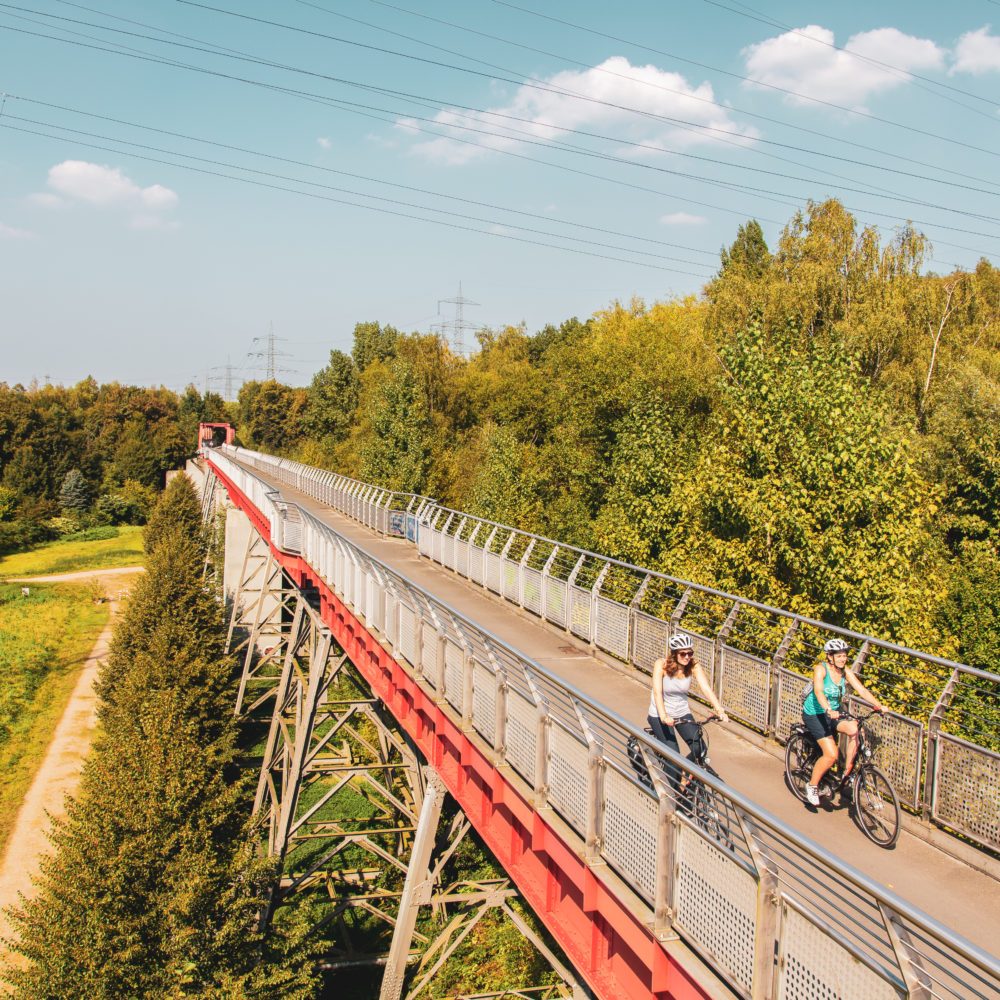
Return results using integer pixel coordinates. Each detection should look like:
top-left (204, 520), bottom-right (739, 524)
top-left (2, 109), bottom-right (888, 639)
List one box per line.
top-left (421, 622), bottom-right (438, 684)
top-left (569, 585), bottom-right (592, 641)
top-left (432, 527), bottom-right (443, 564)
top-left (601, 767), bottom-right (658, 902)
top-left (522, 567), bottom-right (543, 616)
top-left (467, 544), bottom-right (484, 584)
top-left (776, 668), bottom-right (811, 741)
top-left (454, 539), bottom-right (469, 577)
top-left (398, 604), bottom-right (417, 666)
top-left (384, 593), bottom-right (397, 646)
top-left (442, 531), bottom-right (456, 570)
top-left (720, 645), bottom-right (771, 729)
top-left (418, 525), bottom-right (433, 557)
top-left (486, 552), bottom-right (502, 594)
top-left (505, 689), bottom-right (538, 785)
top-left (595, 596), bottom-right (630, 661)
top-left (353, 564), bottom-right (364, 615)
top-left (444, 639), bottom-right (464, 711)
top-left (674, 824), bottom-right (757, 995)
top-left (778, 904), bottom-right (902, 1000)
top-left (365, 575), bottom-right (378, 629)
top-left (547, 723), bottom-right (589, 835)
top-left (544, 577), bottom-right (567, 627)
top-left (472, 660), bottom-right (497, 742)
top-left (632, 612), bottom-right (668, 674)
top-left (933, 735), bottom-right (1000, 851)
top-left (688, 630), bottom-right (716, 689)
top-left (501, 559), bottom-right (520, 602)
top-left (847, 697), bottom-right (922, 808)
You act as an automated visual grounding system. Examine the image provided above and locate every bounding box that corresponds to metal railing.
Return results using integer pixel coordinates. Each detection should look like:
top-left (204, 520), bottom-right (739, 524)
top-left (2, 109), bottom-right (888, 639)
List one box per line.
top-left (208, 447), bottom-right (1000, 1000)
top-left (214, 445), bottom-right (1000, 856)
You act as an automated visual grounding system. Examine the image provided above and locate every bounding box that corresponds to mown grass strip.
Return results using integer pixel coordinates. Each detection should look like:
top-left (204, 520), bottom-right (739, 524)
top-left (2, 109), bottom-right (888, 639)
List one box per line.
top-left (0, 526), bottom-right (144, 577)
top-left (0, 583), bottom-right (111, 855)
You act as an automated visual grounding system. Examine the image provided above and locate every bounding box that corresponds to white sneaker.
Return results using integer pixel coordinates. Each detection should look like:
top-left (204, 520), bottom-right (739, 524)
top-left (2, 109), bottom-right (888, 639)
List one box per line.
top-left (805, 784), bottom-right (820, 806)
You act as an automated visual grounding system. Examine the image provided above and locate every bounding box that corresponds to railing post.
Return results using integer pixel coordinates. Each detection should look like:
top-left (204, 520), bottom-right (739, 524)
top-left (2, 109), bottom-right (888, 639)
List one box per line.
top-left (565, 552), bottom-right (587, 637)
top-left (741, 813), bottom-right (780, 1000)
top-left (714, 600), bottom-right (742, 702)
top-left (589, 562), bottom-right (610, 650)
top-left (481, 526), bottom-right (499, 591)
top-left (524, 670), bottom-right (550, 808)
top-left (435, 629), bottom-right (447, 697)
top-left (923, 668), bottom-right (958, 821)
top-left (879, 902), bottom-right (933, 999)
top-left (646, 749), bottom-right (678, 940)
top-left (627, 573), bottom-right (653, 667)
top-left (518, 538), bottom-right (536, 609)
top-left (461, 648), bottom-right (474, 729)
top-left (540, 545), bottom-right (559, 626)
top-left (767, 618), bottom-right (798, 738)
top-left (575, 702), bottom-right (605, 864)
top-left (493, 666), bottom-right (508, 757)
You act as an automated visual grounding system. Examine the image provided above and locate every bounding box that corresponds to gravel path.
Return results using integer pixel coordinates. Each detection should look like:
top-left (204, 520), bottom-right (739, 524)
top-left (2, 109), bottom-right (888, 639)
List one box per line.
top-left (0, 569), bottom-right (141, 965)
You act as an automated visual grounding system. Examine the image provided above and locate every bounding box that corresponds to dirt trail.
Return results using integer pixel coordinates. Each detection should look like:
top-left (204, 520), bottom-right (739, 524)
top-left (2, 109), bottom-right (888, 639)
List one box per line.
top-left (0, 569), bottom-right (141, 960)
top-left (3, 565), bottom-right (144, 583)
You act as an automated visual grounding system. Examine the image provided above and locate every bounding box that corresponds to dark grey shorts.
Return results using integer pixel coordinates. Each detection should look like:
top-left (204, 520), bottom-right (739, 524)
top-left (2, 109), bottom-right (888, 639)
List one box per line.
top-left (803, 710), bottom-right (839, 742)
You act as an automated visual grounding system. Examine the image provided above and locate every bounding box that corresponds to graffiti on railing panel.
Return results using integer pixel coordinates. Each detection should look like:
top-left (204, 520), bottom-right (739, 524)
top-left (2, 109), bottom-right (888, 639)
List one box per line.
top-left (206, 447), bottom-right (1000, 1000)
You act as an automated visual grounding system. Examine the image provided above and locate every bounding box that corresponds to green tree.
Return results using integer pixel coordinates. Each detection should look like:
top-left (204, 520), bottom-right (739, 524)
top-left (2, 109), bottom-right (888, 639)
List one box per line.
top-left (351, 320), bottom-right (400, 372)
top-left (143, 473), bottom-right (203, 555)
top-left (304, 349), bottom-right (359, 456)
top-left (58, 469), bottom-right (90, 514)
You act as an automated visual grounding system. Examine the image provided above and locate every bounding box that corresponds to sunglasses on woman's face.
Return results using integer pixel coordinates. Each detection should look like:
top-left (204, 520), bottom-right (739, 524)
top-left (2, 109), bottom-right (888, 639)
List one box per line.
top-left (677, 650), bottom-right (694, 658)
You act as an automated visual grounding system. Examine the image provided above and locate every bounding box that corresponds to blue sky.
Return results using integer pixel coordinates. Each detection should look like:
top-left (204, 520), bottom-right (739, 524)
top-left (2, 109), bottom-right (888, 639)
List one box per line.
top-left (1, 0), bottom-right (999, 391)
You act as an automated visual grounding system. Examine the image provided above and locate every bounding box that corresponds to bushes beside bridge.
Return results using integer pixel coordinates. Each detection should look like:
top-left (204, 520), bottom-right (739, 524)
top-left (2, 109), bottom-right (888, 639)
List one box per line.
top-left (3, 475), bottom-right (317, 997)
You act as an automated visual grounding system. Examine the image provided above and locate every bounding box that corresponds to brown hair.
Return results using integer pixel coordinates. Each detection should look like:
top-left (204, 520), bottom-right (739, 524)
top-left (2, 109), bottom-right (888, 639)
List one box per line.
top-left (662, 650), bottom-right (696, 678)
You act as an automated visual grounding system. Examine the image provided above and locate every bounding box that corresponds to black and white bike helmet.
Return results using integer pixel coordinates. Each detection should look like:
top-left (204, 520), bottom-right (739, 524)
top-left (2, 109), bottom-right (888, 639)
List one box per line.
top-left (669, 633), bottom-right (695, 652)
top-left (823, 637), bottom-right (850, 654)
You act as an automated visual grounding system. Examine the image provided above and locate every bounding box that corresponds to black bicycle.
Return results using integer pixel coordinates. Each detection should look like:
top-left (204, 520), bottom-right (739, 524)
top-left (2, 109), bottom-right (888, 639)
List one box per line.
top-left (627, 715), bottom-right (733, 849)
top-left (784, 707), bottom-right (901, 848)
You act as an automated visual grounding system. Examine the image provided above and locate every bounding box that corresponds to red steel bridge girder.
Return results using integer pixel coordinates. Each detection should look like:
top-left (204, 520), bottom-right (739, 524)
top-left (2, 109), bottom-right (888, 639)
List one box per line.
top-left (210, 459), bottom-right (715, 1000)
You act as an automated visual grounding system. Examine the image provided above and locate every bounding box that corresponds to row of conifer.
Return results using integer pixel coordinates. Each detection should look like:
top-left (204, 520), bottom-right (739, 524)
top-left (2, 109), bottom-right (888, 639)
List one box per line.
top-left (3, 475), bottom-right (317, 998)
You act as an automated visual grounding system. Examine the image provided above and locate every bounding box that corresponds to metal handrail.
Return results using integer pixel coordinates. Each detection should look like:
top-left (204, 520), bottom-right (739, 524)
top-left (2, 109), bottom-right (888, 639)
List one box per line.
top-left (212, 445), bottom-right (1000, 849)
top-left (207, 448), bottom-right (1000, 1000)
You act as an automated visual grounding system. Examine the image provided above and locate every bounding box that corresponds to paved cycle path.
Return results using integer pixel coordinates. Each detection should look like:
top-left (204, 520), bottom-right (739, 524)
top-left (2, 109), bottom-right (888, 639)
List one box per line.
top-left (241, 462), bottom-right (1000, 957)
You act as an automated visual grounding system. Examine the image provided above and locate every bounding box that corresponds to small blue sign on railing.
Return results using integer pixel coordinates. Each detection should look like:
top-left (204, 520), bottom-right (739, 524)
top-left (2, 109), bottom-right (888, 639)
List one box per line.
top-left (405, 513), bottom-right (418, 543)
top-left (389, 511), bottom-right (407, 538)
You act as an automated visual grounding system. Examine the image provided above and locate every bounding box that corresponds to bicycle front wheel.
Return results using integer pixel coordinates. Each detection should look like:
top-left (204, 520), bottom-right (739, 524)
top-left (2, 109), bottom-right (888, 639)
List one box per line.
top-left (784, 732), bottom-right (816, 803)
top-left (853, 766), bottom-right (901, 848)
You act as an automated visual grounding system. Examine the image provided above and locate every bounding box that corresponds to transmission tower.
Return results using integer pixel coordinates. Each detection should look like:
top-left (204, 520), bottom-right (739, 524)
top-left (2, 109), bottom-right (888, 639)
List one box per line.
top-left (249, 322), bottom-right (295, 381)
top-left (433, 282), bottom-right (481, 357)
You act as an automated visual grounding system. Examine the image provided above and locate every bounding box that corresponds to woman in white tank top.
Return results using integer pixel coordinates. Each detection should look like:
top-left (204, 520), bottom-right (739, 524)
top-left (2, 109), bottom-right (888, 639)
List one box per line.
top-left (648, 632), bottom-right (728, 765)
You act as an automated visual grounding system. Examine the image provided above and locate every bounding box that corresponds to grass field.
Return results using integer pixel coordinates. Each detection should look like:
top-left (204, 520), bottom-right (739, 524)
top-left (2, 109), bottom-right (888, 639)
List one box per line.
top-left (0, 582), bottom-right (111, 854)
top-left (0, 525), bottom-right (144, 577)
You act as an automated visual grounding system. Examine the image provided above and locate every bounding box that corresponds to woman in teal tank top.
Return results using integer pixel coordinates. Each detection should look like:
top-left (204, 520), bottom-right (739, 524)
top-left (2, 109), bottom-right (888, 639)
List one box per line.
top-left (801, 638), bottom-right (885, 807)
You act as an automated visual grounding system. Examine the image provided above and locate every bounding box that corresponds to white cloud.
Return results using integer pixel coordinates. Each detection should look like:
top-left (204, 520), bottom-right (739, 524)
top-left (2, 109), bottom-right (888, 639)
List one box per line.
top-left (317, 136), bottom-right (332, 149)
top-left (660, 212), bottom-right (708, 225)
top-left (26, 192), bottom-right (62, 209)
top-left (400, 56), bottom-right (758, 165)
top-left (953, 27), bottom-right (1000, 75)
top-left (743, 25), bottom-right (945, 110)
top-left (35, 161), bottom-right (179, 227)
top-left (0, 221), bottom-right (35, 240)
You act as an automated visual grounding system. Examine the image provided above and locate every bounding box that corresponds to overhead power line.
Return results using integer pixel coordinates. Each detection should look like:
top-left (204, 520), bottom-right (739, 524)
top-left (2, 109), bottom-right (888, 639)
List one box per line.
top-left (480, 0), bottom-right (1000, 158)
top-left (34, 0), bottom-right (1000, 198)
top-left (696, 0), bottom-right (1000, 114)
top-left (0, 119), bottom-right (717, 278)
top-left (2, 8), bottom-right (997, 255)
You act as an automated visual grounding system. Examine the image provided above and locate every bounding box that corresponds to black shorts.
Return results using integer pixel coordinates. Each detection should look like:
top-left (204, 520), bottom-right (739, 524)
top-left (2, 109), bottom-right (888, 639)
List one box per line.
top-left (803, 710), bottom-right (839, 742)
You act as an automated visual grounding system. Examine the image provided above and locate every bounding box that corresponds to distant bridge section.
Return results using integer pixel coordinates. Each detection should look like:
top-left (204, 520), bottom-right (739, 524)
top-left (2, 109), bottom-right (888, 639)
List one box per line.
top-left (202, 444), bottom-right (1000, 1000)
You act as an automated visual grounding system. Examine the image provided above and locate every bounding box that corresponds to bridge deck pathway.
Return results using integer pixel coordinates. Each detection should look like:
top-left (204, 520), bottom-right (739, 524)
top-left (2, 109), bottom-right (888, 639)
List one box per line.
top-left (242, 461), bottom-right (999, 957)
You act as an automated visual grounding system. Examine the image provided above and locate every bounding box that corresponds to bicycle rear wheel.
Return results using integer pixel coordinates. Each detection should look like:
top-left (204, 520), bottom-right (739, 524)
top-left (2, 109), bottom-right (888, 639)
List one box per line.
top-left (784, 731), bottom-right (816, 803)
top-left (853, 765), bottom-right (901, 848)
top-left (690, 783), bottom-right (734, 850)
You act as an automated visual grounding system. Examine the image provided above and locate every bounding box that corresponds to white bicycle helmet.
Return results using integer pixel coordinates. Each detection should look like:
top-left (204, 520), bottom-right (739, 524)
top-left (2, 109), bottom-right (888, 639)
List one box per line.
top-left (824, 637), bottom-right (850, 654)
top-left (669, 633), bottom-right (695, 652)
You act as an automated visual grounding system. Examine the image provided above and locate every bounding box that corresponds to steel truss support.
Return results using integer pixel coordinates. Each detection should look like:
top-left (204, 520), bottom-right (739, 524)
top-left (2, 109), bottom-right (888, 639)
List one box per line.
top-left (244, 578), bottom-right (582, 999)
top-left (227, 527), bottom-right (300, 715)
